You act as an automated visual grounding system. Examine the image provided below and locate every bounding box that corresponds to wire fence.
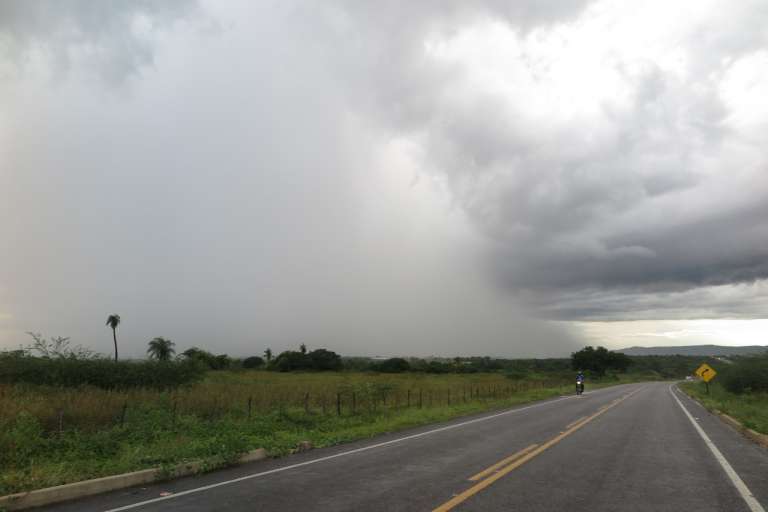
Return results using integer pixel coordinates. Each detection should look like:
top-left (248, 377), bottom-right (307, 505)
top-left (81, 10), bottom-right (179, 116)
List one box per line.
top-left (1, 377), bottom-right (571, 434)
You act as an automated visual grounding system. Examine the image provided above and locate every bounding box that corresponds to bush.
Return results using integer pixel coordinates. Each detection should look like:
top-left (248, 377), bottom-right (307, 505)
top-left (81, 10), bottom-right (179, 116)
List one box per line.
top-left (0, 354), bottom-right (205, 390)
top-left (721, 356), bottom-right (768, 394)
top-left (272, 348), bottom-right (342, 372)
top-left (371, 358), bottom-right (410, 373)
top-left (274, 351), bottom-right (311, 372)
top-left (308, 349), bottom-right (342, 371)
top-left (181, 348), bottom-right (231, 370)
top-left (242, 356), bottom-right (265, 369)
top-left (0, 412), bottom-right (45, 467)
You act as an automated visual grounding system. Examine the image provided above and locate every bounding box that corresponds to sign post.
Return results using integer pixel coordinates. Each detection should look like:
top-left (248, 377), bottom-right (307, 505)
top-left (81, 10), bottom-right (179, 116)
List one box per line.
top-left (694, 363), bottom-right (717, 394)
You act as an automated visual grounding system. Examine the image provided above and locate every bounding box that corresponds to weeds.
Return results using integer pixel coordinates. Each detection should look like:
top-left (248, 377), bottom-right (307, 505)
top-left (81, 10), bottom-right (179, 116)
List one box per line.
top-left (679, 381), bottom-right (768, 435)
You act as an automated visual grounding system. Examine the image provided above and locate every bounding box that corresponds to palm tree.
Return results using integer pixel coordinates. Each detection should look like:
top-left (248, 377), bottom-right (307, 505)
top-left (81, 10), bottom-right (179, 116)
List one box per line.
top-left (106, 314), bottom-right (121, 362)
top-left (147, 337), bottom-right (175, 361)
top-left (264, 348), bottom-right (273, 364)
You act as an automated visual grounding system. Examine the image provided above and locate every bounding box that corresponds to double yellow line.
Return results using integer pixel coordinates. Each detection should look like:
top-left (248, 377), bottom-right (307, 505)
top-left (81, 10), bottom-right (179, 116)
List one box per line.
top-left (433, 387), bottom-right (645, 512)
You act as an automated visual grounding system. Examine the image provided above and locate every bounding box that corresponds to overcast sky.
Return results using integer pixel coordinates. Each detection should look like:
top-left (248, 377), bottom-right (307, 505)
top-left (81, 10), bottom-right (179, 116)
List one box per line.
top-left (1, 0), bottom-right (767, 358)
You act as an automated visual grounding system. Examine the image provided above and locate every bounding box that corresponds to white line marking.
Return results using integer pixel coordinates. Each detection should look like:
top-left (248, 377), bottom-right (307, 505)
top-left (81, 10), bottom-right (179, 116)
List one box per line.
top-left (669, 384), bottom-right (766, 512)
top-left (105, 385), bottom-right (637, 511)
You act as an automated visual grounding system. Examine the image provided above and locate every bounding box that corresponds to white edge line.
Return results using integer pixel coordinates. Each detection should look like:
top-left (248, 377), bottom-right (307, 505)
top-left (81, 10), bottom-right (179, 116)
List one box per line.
top-left (105, 384), bottom-right (637, 511)
top-left (669, 384), bottom-right (766, 512)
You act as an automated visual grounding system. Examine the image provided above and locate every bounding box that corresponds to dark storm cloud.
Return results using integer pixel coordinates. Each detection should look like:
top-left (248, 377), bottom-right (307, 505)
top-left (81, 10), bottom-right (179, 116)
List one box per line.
top-left (487, 198), bottom-right (768, 290)
top-left (319, 1), bottom-right (768, 318)
top-left (528, 280), bottom-right (768, 321)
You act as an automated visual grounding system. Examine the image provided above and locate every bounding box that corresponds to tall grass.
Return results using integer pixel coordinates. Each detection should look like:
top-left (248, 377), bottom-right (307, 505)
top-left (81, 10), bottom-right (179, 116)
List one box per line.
top-left (679, 381), bottom-right (768, 434)
top-left (0, 371), bottom-right (567, 434)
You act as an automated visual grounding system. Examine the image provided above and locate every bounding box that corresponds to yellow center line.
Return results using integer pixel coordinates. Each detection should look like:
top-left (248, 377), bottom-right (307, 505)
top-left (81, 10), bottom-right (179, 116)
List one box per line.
top-left (432, 387), bottom-right (645, 512)
top-left (468, 444), bottom-right (539, 482)
top-left (565, 416), bottom-right (588, 430)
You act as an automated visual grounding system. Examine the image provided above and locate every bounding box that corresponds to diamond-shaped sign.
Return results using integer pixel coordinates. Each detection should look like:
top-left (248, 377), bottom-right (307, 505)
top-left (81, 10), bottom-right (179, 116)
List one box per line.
top-left (695, 363), bottom-right (717, 383)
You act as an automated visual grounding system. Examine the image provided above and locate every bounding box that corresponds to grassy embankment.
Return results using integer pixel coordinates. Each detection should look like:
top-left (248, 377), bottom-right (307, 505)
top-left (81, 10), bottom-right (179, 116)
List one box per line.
top-left (1, 371), bottom-right (646, 495)
top-left (679, 381), bottom-right (768, 435)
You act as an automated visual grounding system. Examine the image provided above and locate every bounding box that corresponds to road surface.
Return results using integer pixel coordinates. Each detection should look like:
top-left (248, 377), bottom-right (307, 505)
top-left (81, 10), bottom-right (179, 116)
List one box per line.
top-left (41, 382), bottom-right (768, 511)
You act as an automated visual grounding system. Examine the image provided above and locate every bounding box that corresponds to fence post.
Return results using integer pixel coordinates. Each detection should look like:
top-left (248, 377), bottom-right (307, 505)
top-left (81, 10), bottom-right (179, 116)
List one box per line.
top-left (172, 401), bottom-right (178, 427)
top-left (57, 408), bottom-right (64, 435)
top-left (352, 392), bottom-right (356, 414)
top-left (337, 392), bottom-right (342, 416)
top-left (304, 392), bottom-right (310, 414)
top-left (419, 389), bottom-right (423, 409)
top-left (247, 396), bottom-right (253, 420)
top-left (407, 389), bottom-right (411, 408)
top-left (447, 388), bottom-right (451, 405)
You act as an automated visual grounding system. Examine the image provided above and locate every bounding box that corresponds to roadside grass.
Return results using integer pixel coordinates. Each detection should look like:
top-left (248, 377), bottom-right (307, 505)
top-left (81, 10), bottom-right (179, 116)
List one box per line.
top-left (1, 372), bottom-right (648, 495)
top-left (0, 372), bottom-right (559, 434)
top-left (679, 381), bottom-right (768, 435)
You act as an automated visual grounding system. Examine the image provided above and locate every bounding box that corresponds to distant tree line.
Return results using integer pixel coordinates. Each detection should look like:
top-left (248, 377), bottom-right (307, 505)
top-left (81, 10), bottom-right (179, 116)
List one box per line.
top-left (0, 351), bottom-right (203, 390)
top-left (3, 327), bottom-right (735, 391)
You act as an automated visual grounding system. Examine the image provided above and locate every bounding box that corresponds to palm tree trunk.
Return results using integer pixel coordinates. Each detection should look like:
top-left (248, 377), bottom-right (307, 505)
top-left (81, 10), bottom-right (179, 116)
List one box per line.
top-left (113, 329), bottom-right (118, 362)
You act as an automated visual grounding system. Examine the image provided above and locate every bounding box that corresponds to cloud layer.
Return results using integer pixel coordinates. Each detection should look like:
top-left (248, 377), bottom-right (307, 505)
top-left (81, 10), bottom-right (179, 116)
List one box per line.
top-left (1, 0), bottom-right (767, 356)
top-left (320, 1), bottom-right (768, 313)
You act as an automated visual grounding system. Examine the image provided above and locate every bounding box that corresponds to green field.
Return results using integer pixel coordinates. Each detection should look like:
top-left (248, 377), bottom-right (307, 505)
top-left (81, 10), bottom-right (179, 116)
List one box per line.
top-left (679, 381), bottom-right (768, 435)
top-left (1, 371), bottom-right (571, 495)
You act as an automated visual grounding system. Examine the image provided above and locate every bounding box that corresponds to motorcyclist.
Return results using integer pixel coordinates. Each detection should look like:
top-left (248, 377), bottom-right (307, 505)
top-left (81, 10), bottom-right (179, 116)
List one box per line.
top-left (576, 371), bottom-right (585, 394)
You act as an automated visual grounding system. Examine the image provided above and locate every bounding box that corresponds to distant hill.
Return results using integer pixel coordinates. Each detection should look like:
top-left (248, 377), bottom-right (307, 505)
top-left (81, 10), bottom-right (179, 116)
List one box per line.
top-left (617, 345), bottom-right (768, 357)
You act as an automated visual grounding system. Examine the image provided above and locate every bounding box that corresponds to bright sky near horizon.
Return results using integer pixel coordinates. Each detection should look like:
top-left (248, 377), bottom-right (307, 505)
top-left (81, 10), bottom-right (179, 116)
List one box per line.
top-left (1, 0), bottom-right (767, 358)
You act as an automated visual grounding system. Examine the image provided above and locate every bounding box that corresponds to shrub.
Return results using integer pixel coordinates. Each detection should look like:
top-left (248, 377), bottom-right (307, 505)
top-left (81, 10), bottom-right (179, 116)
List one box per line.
top-left (721, 356), bottom-right (768, 394)
top-left (181, 348), bottom-right (231, 370)
top-left (308, 349), bottom-right (342, 371)
top-left (371, 358), bottom-right (410, 373)
top-left (242, 356), bottom-right (265, 369)
top-left (0, 354), bottom-right (205, 390)
top-left (0, 412), bottom-right (45, 467)
top-left (272, 348), bottom-right (342, 372)
top-left (274, 351), bottom-right (311, 372)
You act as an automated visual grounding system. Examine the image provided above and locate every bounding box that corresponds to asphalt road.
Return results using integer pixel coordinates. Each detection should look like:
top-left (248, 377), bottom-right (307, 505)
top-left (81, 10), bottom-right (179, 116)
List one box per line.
top-left (40, 382), bottom-right (768, 512)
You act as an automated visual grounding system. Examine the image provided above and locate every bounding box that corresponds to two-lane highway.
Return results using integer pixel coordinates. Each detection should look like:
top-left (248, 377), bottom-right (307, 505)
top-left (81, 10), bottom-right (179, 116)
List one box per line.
top-left (41, 382), bottom-right (768, 511)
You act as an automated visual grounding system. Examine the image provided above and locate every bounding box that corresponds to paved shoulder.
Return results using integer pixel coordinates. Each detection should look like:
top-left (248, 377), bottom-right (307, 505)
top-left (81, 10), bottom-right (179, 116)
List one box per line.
top-left (671, 384), bottom-right (768, 511)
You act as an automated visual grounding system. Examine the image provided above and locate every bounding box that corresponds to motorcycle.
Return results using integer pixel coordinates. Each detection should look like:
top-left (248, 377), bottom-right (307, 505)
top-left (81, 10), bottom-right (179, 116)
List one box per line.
top-left (576, 379), bottom-right (584, 395)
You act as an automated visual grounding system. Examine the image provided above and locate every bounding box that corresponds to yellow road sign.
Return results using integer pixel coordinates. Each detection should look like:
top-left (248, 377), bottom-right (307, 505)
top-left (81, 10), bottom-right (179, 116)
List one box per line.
top-left (695, 363), bottom-right (717, 382)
